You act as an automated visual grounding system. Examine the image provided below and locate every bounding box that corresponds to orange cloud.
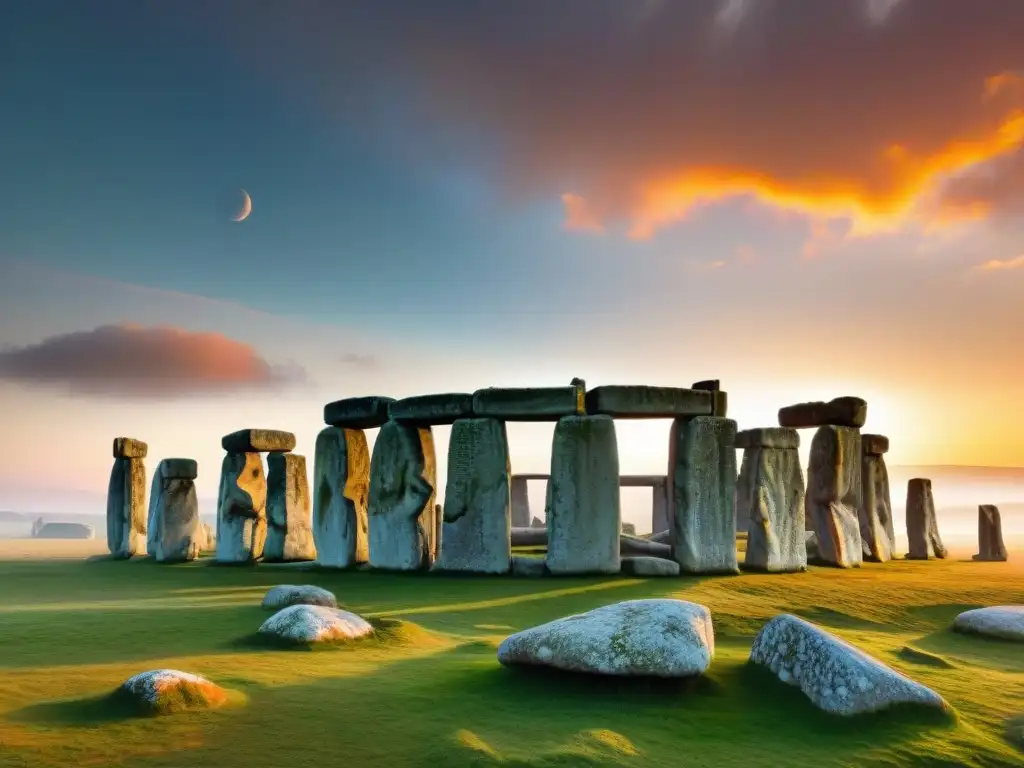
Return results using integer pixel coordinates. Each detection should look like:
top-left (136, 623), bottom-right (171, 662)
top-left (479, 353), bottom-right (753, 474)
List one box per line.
top-left (560, 193), bottom-right (604, 234)
top-left (975, 254), bottom-right (1024, 271)
top-left (984, 71), bottom-right (1024, 101)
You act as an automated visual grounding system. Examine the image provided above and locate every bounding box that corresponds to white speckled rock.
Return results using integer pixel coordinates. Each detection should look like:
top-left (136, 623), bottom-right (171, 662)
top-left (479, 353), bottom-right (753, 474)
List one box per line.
top-left (261, 584), bottom-right (338, 610)
top-left (621, 556), bottom-right (680, 576)
top-left (497, 599), bottom-right (714, 677)
top-left (953, 606), bottom-right (1024, 641)
top-left (119, 669), bottom-right (227, 714)
top-left (750, 614), bottom-right (950, 716)
top-left (258, 604), bottom-right (374, 644)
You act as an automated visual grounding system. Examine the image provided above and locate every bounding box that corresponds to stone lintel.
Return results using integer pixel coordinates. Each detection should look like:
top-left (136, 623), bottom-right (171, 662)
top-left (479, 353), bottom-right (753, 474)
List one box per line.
top-left (778, 396), bottom-right (867, 429)
top-left (113, 437), bottom-right (148, 459)
top-left (221, 429), bottom-right (296, 453)
top-left (862, 433), bottom-right (890, 455)
top-left (388, 393), bottom-right (474, 425)
top-left (159, 458), bottom-right (198, 480)
top-left (735, 427), bottom-right (800, 450)
top-left (471, 386), bottom-right (583, 421)
top-left (585, 386), bottom-right (715, 419)
top-left (691, 379), bottom-right (720, 391)
top-left (323, 396), bottom-right (395, 429)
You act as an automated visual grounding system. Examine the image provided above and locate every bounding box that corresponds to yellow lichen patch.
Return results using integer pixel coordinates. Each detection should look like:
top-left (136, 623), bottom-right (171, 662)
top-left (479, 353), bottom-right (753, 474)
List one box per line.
top-left (577, 729), bottom-right (641, 757)
top-left (454, 729), bottom-right (502, 760)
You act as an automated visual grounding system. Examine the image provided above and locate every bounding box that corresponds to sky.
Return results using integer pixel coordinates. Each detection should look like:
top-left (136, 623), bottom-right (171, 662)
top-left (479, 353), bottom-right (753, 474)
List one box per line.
top-left (1, 0), bottom-right (1023, 528)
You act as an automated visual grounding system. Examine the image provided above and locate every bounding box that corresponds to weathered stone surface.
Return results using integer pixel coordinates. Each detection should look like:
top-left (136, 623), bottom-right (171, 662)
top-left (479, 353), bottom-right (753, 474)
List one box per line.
top-left (546, 415), bottom-right (621, 575)
top-left (741, 445), bottom-right (807, 573)
top-left (313, 427), bottom-right (370, 568)
top-left (197, 521), bottom-right (216, 552)
top-left (221, 429), bottom-right (296, 454)
top-left (953, 606), bottom-right (1024, 641)
top-left (113, 437), bottom-right (148, 459)
top-left (118, 669), bottom-right (227, 715)
top-left (511, 555), bottom-right (546, 577)
top-left (530, 515), bottom-right (544, 529)
top-left (153, 459), bottom-right (201, 563)
top-left (145, 468), bottom-right (161, 557)
top-left (585, 386), bottom-right (715, 419)
top-left (323, 396), bottom-right (395, 429)
top-left (472, 386), bottom-right (584, 421)
top-left (510, 476), bottom-right (531, 528)
top-left (806, 426), bottom-right (863, 568)
top-left (497, 599), bottom-right (714, 677)
top-left (158, 458), bottom-right (198, 480)
top-left (861, 433), bottom-right (890, 455)
top-left (669, 416), bottom-right (739, 574)
top-left (778, 396), bottom-right (867, 429)
top-left (265, 453), bottom-right (316, 562)
top-left (860, 452), bottom-right (895, 562)
top-left (261, 584), bottom-right (337, 610)
top-left (649, 530), bottom-right (671, 544)
top-left (106, 457), bottom-right (146, 559)
top-left (258, 604), bottom-right (374, 644)
top-left (750, 614), bottom-right (949, 716)
top-left (388, 393), bottom-right (474, 425)
top-left (652, 484), bottom-right (670, 534)
top-left (621, 556), bottom-right (680, 576)
top-left (805, 530), bottom-right (820, 561)
top-left (974, 505), bottom-right (1008, 562)
top-left (735, 427), bottom-right (800, 450)
top-left (905, 478), bottom-right (947, 560)
top-left (215, 452), bottom-right (267, 563)
top-left (511, 526), bottom-right (547, 547)
top-left (367, 420), bottom-right (436, 570)
top-left (435, 418), bottom-right (511, 574)
top-left (620, 534), bottom-right (672, 558)
top-left (621, 521), bottom-right (636, 535)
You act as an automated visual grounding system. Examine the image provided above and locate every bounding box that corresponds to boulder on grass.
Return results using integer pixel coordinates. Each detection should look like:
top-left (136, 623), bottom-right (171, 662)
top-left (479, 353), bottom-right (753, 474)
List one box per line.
top-left (261, 584), bottom-right (338, 610)
top-left (258, 604), bottom-right (374, 644)
top-left (621, 556), bottom-right (680, 577)
top-left (952, 606), bottom-right (1024, 641)
top-left (118, 669), bottom-right (227, 715)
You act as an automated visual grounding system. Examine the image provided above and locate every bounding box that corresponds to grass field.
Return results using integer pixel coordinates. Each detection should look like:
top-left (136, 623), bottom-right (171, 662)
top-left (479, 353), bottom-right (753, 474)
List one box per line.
top-left (0, 543), bottom-right (1021, 767)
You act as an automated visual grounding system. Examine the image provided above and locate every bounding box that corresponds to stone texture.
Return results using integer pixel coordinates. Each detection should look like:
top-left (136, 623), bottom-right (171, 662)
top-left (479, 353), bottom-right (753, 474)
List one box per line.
top-left (905, 478), bottom-right (947, 560)
top-left (735, 427), bottom-right (800, 451)
top-left (860, 451), bottom-right (895, 562)
top-left (497, 599), bottom-right (714, 677)
top-left (106, 457), bottom-right (146, 559)
top-left (652, 484), bottom-right (670, 535)
top-left (313, 427), bottom-right (370, 568)
top-left (159, 458), bottom-right (198, 479)
top-left (621, 521), bottom-right (636, 535)
top-left (221, 429), bottom-right (296, 454)
top-left (323, 396), bottom-right (395, 429)
top-left (265, 453), bottom-right (316, 562)
top-left (367, 420), bottom-right (436, 570)
top-left (511, 555), bottom-right (546, 577)
top-left (388, 393), bottom-right (474, 425)
top-left (472, 386), bottom-right (584, 421)
top-left (806, 426), bottom-right (863, 568)
top-left (690, 379), bottom-right (720, 391)
top-left (750, 614), bottom-right (949, 716)
top-left (585, 386), bottom-right (716, 419)
top-left (778, 396), bottom-right (867, 429)
top-left (545, 415), bottom-right (621, 575)
top-left (153, 459), bottom-right (201, 564)
top-left (113, 437), bottom-right (148, 459)
top-left (145, 468), bottom-right (161, 557)
top-left (740, 444), bottom-right (807, 573)
top-left (215, 452), bottom-right (267, 563)
top-left (530, 515), bottom-right (544, 529)
top-left (974, 505), bottom-right (1008, 562)
top-left (261, 584), bottom-right (337, 610)
top-left (118, 669), bottom-right (227, 715)
top-left (953, 606), bottom-right (1024, 641)
top-left (258, 604), bottom-right (374, 644)
top-left (510, 476), bottom-right (531, 528)
top-left (621, 556), bottom-right (680, 576)
top-left (669, 416), bottom-right (739, 574)
top-left (620, 534), bottom-right (672, 558)
top-left (197, 522), bottom-right (216, 552)
top-left (435, 418), bottom-right (511, 574)
top-left (861, 433), bottom-right (890, 455)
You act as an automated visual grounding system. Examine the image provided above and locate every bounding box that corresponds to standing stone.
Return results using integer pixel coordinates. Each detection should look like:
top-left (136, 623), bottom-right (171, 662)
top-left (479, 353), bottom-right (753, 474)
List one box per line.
top-left (510, 476), bottom-right (531, 528)
top-left (806, 426), bottom-right (863, 568)
top-left (215, 452), bottom-right (267, 563)
top-left (106, 441), bottom-right (147, 559)
top-left (367, 420), bottom-right (436, 571)
top-left (905, 479), bottom-right (947, 559)
top-left (652, 483), bottom-right (669, 535)
top-left (738, 428), bottom-right (806, 573)
top-left (265, 453), bottom-right (316, 562)
top-left (669, 416), bottom-right (739, 574)
top-left (546, 415), bottom-right (621, 575)
top-left (153, 458), bottom-right (201, 564)
top-left (145, 469), bottom-right (161, 557)
top-left (974, 505), bottom-right (1008, 562)
top-left (860, 435), bottom-right (894, 562)
top-left (435, 418), bottom-right (512, 573)
top-left (312, 427), bottom-right (370, 568)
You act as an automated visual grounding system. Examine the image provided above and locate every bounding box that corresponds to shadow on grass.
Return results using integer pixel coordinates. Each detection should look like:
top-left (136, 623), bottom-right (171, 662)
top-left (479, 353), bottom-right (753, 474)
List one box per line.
top-left (7, 691), bottom-right (140, 725)
top-left (894, 645), bottom-right (958, 669)
top-left (912, 627), bottom-right (1024, 672)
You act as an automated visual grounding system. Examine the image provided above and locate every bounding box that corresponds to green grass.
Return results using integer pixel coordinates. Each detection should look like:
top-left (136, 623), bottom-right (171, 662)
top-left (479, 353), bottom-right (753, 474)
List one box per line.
top-left (0, 553), bottom-right (1021, 767)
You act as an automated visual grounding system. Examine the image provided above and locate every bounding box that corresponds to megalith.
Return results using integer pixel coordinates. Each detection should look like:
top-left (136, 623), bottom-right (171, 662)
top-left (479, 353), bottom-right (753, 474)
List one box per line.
top-left (737, 428), bottom-right (806, 573)
top-left (974, 505), bottom-right (1008, 562)
top-left (107, 437), bottom-right (147, 559)
top-left (806, 425), bottom-right (863, 568)
top-left (367, 419), bottom-right (437, 571)
top-left (152, 458), bottom-right (201, 563)
top-left (860, 433), bottom-right (895, 562)
top-left (510, 476), bottom-right (531, 528)
top-left (652, 483), bottom-right (670, 535)
top-left (145, 468), bottom-right (161, 557)
top-left (546, 415), bottom-right (621, 575)
top-left (669, 416), bottom-right (739, 574)
top-left (216, 451), bottom-right (268, 563)
top-left (905, 478), bottom-right (947, 559)
top-left (265, 452), bottom-right (316, 562)
top-left (435, 417), bottom-right (512, 573)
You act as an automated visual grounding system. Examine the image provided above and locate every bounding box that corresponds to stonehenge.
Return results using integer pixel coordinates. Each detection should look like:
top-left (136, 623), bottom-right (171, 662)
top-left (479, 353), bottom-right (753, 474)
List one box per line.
top-left (107, 437), bottom-right (147, 558)
top-left (974, 505), bottom-right (1007, 562)
top-left (265, 452), bottom-right (316, 562)
top-left (151, 458), bottom-right (201, 563)
top-left (905, 478), bottom-right (948, 559)
top-left (860, 434), bottom-right (895, 562)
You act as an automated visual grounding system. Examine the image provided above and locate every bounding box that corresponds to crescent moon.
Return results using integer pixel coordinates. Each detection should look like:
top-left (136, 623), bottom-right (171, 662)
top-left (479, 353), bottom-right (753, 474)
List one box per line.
top-left (232, 189), bottom-right (252, 222)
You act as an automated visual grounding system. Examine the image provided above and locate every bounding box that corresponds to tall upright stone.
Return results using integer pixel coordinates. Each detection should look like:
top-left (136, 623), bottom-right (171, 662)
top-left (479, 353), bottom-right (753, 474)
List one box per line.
top-left (806, 426), bottom-right (863, 568)
top-left (669, 416), bottom-right (739, 574)
top-left (107, 437), bottom-right (147, 559)
top-left (974, 505), bottom-right (1008, 562)
top-left (652, 483), bottom-right (669, 534)
top-left (737, 428), bottom-right (806, 573)
top-left (265, 452), bottom-right (316, 562)
top-left (860, 434), bottom-right (894, 562)
top-left (905, 478), bottom-right (947, 559)
top-left (367, 420), bottom-right (436, 571)
top-left (216, 452), bottom-right (267, 563)
top-left (546, 415), bottom-right (621, 575)
top-left (435, 418), bottom-right (512, 573)
top-left (145, 468), bottom-right (161, 557)
top-left (510, 476), bottom-right (531, 528)
top-left (313, 426), bottom-right (369, 568)
top-left (152, 458), bottom-right (201, 564)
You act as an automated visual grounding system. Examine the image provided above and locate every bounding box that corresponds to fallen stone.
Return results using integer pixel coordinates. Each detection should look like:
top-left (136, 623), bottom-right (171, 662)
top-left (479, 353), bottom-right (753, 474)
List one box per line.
top-left (619, 534), bottom-right (672, 558)
top-left (261, 584), bottom-right (338, 610)
top-left (860, 451), bottom-right (895, 562)
top-left (34, 522), bottom-right (93, 539)
top-left (258, 604), bottom-right (374, 644)
top-left (740, 441), bottom-right (807, 573)
top-left (388, 393), bottom-right (474, 425)
top-left (953, 606), bottom-right (1024, 641)
top-left (323, 396), bottom-right (395, 429)
top-left (497, 599), bottom-right (714, 677)
top-left (546, 415), bottom-right (621, 575)
top-left (735, 427), bottom-right (800, 451)
top-left (312, 427), bottom-right (370, 568)
top-left (367, 420), bottom-right (436, 570)
top-left (974, 505), bottom-right (1008, 562)
top-left (905, 478), bottom-right (947, 560)
top-left (265, 452), bottom-right (316, 562)
top-left (749, 614), bottom-right (949, 716)
top-left (806, 426), bottom-right (863, 568)
top-left (621, 556), bottom-right (680, 576)
top-left (221, 429), bottom-right (296, 454)
top-left (511, 555), bottom-right (546, 577)
top-left (153, 459), bottom-right (201, 563)
top-left (106, 456), bottom-right (147, 559)
top-left (117, 669), bottom-right (227, 715)
top-left (113, 437), bottom-right (148, 459)
top-left (472, 386), bottom-right (584, 421)
top-left (510, 476), bottom-right (531, 528)
top-left (861, 433), bottom-right (890, 455)
top-left (778, 396), bottom-right (867, 429)
top-left (669, 416), bottom-right (739, 574)
top-left (585, 386), bottom-right (716, 419)
top-left (435, 418), bottom-right (511, 574)
top-left (215, 452), bottom-right (267, 563)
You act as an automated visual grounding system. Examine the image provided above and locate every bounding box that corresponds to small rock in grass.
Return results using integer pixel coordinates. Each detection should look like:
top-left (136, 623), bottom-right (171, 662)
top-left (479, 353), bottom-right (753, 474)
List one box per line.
top-left (262, 584), bottom-right (337, 610)
top-left (953, 606), bottom-right (1024, 641)
top-left (118, 669), bottom-right (227, 715)
top-left (258, 604), bottom-right (374, 644)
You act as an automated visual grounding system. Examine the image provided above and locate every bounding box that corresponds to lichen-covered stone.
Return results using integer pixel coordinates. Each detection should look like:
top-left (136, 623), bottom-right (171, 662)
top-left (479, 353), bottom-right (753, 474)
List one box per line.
top-left (159, 458), bottom-right (198, 479)
top-left (750, 614), bottom-right (950, 716)
top-left (741, 445), bottom-right (807, 573)
top-left (861, 433), bottom-right (890, 455)
top-left (313, 427), bottom-right (369, 568)
top-left (735, 427), bottom-right (800, 451)
top-left (112, 437), bottom-right (148, 459)
top-left (261, 584), bottom-right (337, 610)
top-left (511, 555), bottom-right (546, 577)
top-left (621, 556), bottom-right (680, 577)
top-left (905, 478), bottom-right (947, 560)
top-left (265, 453), bottom-right (316, 562)
top-left (435, 418), bottom-right (511, 574)
top-left (367, 420), bottom-right (436, 570)
top-left (118, 669), bottom-right (227, 715)
top-left (472, 386), bottom-right (582, 421)
top-left (545, 415), bottom-right (620, 575)
top-left (585, 386), bottom-right (715, 419)
top-left (323, 396), bottom-right (396, 429)
top-left (153, 459), bottom-right (201, 563)
top-left (860, 452), bottom-right (894, 562)
top-left (497, 599), bottom-right (714, 677)
top-left (258, 604), bottom-right (374, 644)
top-left (221, 429), bottom-right (296, 453)
top-left (806, 426), bottom-right (863, 568)
top-left (974, 505), bottom-right (1008, 562)
top-left (669, 416), bottom-right (739, 574)
top-left (215, 452), bottom-right (267, 563)
top-left (388, 393), bottom-right (474, 425)
top-left (778, 397), bottom-right (867, 429)
top-left (953, 606), bottom-right (1024, 641)
top-left (106, 456), bottom-right (146, 559)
